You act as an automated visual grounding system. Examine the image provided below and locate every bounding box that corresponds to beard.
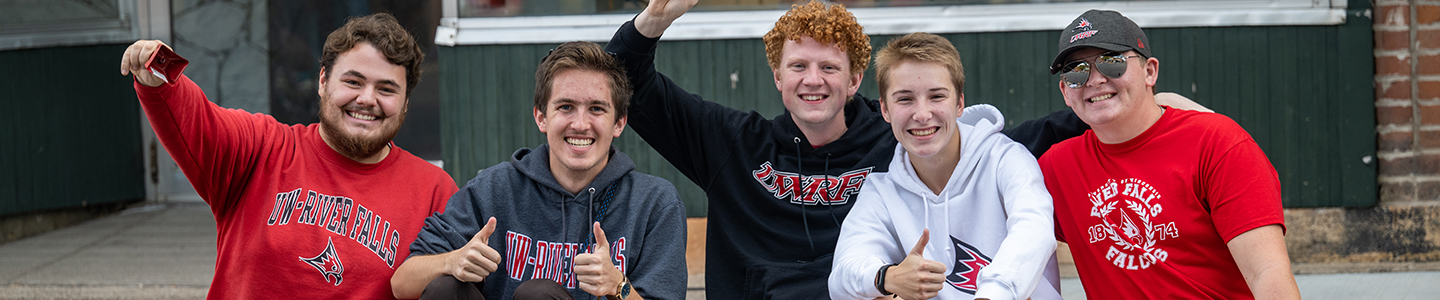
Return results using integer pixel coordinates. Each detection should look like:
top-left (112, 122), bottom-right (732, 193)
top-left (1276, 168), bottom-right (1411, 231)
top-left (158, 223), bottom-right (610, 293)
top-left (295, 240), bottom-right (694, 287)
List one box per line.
top-left (317, 92), bottom-right (405, 161)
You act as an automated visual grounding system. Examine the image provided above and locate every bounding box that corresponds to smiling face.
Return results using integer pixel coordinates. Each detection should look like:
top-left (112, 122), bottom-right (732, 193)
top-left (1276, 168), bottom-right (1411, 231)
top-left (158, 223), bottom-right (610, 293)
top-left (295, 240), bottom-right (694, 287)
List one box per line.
top-left (1058, 47), bottom-right (1158, 128)
top-left (773, 36), bottom-right (863, 132)
top-left (881, 60), bottom-right (964, 159)
top-left (317, 42), bottom-right (408, 162)
top-left (535, 68), bottom-right (626, 179)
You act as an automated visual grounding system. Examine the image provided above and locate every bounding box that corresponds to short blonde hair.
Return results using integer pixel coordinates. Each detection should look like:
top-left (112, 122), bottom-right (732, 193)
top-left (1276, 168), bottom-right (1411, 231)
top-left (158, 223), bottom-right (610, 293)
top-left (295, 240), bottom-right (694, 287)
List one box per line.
top-left (762, 0), bottom-right (871, 75)
top-left (874, 32), bottom-right (965, 101)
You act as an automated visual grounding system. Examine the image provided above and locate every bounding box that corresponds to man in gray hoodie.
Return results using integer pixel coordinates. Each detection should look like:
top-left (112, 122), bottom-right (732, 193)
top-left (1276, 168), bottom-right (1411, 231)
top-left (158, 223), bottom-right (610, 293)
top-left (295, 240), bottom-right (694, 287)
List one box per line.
top-left (390, 41), bottom-right (688, 300)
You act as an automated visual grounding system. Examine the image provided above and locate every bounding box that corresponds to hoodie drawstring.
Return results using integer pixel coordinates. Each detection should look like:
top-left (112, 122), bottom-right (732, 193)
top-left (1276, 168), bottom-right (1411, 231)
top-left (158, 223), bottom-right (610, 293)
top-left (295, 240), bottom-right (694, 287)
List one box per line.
top-left (794, 137), bottom-right (815, 254)
top-left (825, 153), bottom-right (841, 228)
top-left (585, 187), bottom-right (597, 247)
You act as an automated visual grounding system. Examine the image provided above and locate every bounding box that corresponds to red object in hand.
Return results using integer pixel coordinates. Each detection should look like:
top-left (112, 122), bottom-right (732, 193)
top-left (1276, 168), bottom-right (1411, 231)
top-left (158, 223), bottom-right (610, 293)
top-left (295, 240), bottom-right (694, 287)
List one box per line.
top-left (144, 45), bottom-right (189, 84)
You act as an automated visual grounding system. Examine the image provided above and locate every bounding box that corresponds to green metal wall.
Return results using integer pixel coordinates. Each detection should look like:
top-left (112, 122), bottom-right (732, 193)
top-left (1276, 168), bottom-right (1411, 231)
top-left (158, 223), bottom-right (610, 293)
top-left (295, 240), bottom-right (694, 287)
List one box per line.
top-left (0, 44), bottom-right (146, 216)
top-left (441, 16), bottom-right (1376, 216)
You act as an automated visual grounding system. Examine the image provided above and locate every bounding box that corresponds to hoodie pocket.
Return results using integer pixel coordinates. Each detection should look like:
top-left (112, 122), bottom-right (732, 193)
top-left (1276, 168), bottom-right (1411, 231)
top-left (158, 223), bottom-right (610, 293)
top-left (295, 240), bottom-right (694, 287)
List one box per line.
top-left (740, 255), bottom-right (834, 300)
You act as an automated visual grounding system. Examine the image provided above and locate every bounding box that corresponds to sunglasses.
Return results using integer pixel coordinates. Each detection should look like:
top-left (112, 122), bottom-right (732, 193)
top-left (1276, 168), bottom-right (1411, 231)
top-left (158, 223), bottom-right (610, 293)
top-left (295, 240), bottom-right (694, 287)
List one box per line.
top-left (1060, 52), bottom-right (1142, 89)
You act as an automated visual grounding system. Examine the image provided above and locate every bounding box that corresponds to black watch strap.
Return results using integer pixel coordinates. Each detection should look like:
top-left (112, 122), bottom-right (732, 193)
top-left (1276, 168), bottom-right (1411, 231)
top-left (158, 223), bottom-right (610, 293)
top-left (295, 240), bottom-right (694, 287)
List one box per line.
top-left (875, 263), bottom-right (898, 296)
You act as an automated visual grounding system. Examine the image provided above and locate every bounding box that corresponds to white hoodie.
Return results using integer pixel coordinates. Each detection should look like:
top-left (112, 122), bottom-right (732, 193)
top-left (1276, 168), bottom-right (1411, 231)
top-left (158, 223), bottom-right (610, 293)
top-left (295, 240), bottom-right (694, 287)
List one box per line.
top-left (829, 105), bottom-right (1061, 300)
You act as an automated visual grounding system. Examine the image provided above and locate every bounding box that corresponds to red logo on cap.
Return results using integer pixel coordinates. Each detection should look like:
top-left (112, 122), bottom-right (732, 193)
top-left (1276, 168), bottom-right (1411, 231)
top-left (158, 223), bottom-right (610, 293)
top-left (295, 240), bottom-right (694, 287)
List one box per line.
top-left (1074, 18), bottom-right (1093, 32)
top-left (1070, 30), bottom-right (1098, 43)
top-left (1137, 39), bottom-right (1146, 49)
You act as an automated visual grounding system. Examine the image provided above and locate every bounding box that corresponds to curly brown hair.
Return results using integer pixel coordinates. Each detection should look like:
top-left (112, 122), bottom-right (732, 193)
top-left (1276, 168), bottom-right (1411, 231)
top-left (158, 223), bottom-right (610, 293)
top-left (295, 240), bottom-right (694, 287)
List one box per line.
top-left (319, 13), bottom-right (425, 97)
top-left (762, 0), bottom-right (870, 75)
top-left (874, 32), bottom-right (965, 102)
top-left (533, 41), bottom-right (631, 122)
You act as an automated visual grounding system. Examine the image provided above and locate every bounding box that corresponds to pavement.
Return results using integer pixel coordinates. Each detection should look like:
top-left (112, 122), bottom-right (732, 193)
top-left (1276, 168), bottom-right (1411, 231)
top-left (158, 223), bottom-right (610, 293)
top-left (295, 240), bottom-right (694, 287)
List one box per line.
top-left (0, 202), bottom-right (1436, 299)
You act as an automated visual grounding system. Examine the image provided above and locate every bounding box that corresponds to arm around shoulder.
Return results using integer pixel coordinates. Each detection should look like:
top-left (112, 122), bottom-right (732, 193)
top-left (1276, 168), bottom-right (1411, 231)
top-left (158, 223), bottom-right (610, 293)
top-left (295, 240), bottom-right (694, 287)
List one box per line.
top-left (1001, 109), bottom-right (1089, 158)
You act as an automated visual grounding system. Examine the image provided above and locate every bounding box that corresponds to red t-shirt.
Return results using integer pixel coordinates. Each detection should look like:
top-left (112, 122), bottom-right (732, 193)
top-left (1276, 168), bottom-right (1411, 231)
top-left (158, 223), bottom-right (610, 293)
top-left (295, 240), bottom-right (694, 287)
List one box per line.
top-left (1039, 108), bottom-right (1283, 299)
top-left (136, 75), bottom-right (458, 299)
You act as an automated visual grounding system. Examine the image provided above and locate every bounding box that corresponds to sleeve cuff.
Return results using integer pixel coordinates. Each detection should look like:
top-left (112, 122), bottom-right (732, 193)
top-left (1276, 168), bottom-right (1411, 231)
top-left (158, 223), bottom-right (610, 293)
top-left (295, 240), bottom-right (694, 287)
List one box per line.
top-left (614, 20), bottom-right (661, 56)
top-left (973, 279), bottom-right (1017, 300)
top-left (133, 74), bottom-right (181, 103)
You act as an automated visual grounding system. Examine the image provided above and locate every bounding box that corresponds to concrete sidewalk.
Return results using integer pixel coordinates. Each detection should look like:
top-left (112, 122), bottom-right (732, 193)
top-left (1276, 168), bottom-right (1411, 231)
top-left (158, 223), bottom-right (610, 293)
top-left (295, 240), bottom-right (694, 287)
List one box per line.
top-left (0, 202), bottom-right (1436, 299)
top-left (0, 203), bottom-right (212, 299)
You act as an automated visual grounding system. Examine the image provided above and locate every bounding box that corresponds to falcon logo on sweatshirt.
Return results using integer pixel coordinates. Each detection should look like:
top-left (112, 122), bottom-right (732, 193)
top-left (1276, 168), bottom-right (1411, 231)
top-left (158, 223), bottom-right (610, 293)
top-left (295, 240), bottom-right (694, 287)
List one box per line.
top-left (946, 237), bottom-right (992, 294)
top-left (299, 237), bottom-right (345, 286)
top-left (751, 162), bottom-right (871, 205)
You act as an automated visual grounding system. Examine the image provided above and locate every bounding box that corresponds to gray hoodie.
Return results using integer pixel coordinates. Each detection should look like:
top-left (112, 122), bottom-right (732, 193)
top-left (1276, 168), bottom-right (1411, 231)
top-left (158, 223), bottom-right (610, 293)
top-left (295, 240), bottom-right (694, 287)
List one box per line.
top-left (409, 145), bottom-right (687, 300)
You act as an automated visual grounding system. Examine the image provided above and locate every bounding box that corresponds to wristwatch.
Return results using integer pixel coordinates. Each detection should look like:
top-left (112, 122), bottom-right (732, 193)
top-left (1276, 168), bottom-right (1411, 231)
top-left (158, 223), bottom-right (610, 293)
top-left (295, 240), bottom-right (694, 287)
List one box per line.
top-left (875, 263), bottom-right (898, 296)
top-left (606, 275), bottom-right (632, 300)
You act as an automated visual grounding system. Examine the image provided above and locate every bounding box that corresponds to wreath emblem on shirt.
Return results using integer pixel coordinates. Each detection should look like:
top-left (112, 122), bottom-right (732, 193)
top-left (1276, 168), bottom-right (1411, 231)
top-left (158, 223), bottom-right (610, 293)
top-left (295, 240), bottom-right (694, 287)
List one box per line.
top-left (1086, 178), bottom-right (1179, 270)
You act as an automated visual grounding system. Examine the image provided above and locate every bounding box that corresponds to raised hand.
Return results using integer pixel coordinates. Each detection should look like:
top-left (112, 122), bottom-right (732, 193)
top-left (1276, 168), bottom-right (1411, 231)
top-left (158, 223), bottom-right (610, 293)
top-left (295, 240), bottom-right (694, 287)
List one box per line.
top-left (887, 229), bottom-right (946, 300)
top-left (118, 40), bottom-right (170, 87)
top-left (634, 0), bottom-right (698, 38)
top-left (574, 222), bottom-right (624, 296)
top-left (446, 217), bottom-right (502, 282)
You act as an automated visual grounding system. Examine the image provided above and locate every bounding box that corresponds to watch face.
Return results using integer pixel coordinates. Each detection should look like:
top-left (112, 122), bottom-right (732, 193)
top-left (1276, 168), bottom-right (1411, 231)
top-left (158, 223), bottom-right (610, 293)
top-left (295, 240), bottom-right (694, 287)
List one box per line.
top-left (618, 281), bottom-right (632, 299)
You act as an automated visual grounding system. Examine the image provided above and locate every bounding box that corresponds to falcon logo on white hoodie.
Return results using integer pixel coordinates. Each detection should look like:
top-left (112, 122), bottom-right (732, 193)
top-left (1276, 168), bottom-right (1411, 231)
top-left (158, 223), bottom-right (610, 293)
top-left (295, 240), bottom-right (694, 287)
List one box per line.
top-left (946, 237), bottom-right (993, 294)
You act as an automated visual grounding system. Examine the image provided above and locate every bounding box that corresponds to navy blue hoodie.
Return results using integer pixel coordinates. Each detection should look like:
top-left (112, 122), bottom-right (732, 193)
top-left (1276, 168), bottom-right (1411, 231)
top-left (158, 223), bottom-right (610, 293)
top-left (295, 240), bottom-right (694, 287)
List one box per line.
top-left (409, 145), bottom-right (688, 300)
top-left (606, 20), bottom-right (1087, 299)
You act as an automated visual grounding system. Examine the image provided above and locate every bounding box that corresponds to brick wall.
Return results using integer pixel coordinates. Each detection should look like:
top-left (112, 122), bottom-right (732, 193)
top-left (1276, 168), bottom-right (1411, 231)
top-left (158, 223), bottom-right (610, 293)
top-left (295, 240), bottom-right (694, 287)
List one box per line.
top-left (1376, 0), bottom-right (1440, 204)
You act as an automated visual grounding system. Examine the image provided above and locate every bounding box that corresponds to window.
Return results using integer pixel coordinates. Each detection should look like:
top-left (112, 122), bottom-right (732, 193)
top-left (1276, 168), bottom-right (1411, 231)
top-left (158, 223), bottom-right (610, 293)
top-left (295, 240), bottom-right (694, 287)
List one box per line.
top-left (0, 0), bottom-right (169, 51)
top-left (438, 0), bottom-right (1351, 45)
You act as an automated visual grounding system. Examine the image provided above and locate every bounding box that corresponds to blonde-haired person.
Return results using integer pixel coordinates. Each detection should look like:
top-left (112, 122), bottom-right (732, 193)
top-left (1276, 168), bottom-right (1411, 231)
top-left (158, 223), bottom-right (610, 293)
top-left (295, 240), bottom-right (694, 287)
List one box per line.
top-left (829, 32), bottom-right (1061, 300)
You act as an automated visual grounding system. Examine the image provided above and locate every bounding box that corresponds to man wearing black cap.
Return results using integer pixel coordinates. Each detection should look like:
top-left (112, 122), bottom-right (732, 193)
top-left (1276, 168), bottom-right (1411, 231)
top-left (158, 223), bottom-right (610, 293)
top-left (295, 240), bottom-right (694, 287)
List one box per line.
top-left (1037, 10), bottom-right (1300, 299)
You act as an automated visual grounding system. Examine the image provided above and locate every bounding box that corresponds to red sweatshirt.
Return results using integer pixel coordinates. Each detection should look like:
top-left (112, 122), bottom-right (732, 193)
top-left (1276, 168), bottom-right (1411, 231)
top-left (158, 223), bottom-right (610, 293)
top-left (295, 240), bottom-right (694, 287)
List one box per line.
top-left (136, 74), bottom-right (457, 299)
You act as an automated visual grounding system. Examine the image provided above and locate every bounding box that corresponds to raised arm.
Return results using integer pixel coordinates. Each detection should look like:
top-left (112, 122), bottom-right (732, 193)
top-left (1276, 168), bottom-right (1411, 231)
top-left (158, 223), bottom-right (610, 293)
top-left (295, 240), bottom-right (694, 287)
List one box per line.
top-left (632, 0), bottom-right (697, 38)
top-left (122, 40), bottom-right (286, 210)
top-left (606, 16), bottom-right (765, 186)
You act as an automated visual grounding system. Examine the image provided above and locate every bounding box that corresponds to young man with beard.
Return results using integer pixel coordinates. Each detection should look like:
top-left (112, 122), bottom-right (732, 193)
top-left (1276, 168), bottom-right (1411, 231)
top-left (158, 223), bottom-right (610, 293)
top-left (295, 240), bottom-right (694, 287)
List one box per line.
top-left (120, 13), bottom-right (457, 299)
top-left (830, 33), bottom-right (1061, 300)
top-left (1039, 10), bottom-right (1299, 299)
top-left (391, 41), bottom-right (687, 300)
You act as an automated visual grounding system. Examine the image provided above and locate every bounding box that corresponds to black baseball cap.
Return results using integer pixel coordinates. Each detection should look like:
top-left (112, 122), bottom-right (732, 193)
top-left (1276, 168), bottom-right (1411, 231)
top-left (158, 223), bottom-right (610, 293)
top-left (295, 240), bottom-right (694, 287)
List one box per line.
top-left (1049, 9), bottom-right (1152, 74)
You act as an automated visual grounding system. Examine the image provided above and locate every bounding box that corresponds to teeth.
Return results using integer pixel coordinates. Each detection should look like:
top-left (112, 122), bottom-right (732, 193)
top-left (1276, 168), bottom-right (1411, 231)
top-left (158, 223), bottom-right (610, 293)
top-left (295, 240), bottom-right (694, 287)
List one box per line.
top-left (347, 112), bottom-right (377, 121)
top-left (801, 95), bottom-right (824, 101)
top-left (1088, 94), bottom-right (1114, 103)
top-left (565, 138), bottom-right (594, 147)
top-left (909, 128), bottom-right (938, 136)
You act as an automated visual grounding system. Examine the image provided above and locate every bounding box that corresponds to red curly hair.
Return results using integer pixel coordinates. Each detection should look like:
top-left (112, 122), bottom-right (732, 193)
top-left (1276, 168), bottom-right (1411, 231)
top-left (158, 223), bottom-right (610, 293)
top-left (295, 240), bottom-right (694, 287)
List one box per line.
top-left (762, 0), bottom-right (871, 75)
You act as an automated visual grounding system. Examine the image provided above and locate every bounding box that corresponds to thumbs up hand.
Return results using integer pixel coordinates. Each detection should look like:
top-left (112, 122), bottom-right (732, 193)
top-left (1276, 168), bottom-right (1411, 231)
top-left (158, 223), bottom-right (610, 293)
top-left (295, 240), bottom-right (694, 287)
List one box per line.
top-left (574, 222), bottom-right (625, 297)
top-left (445, 217), bottom-right (501, 282)
top-left (887, 229), bottom-right (946, 300)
